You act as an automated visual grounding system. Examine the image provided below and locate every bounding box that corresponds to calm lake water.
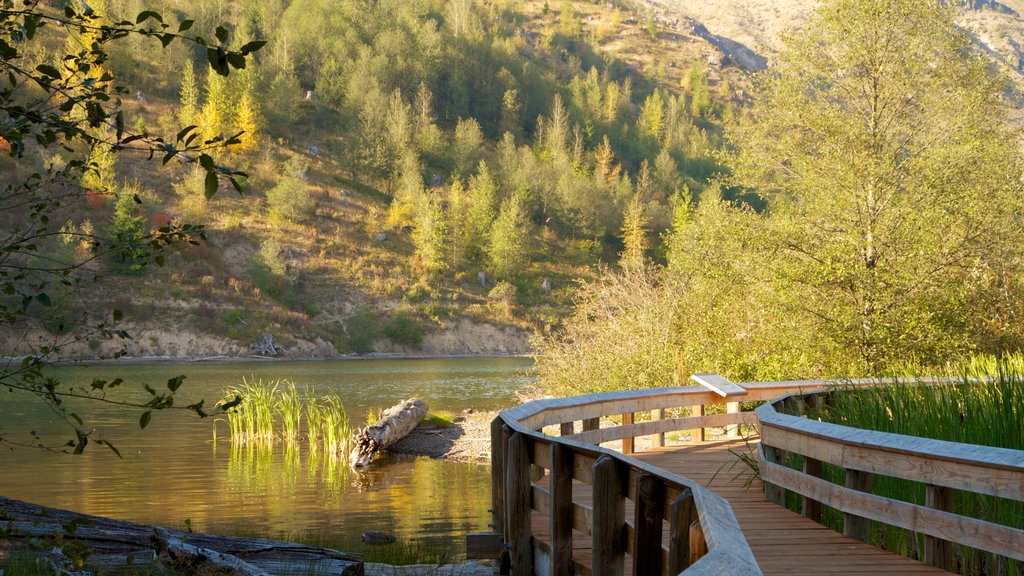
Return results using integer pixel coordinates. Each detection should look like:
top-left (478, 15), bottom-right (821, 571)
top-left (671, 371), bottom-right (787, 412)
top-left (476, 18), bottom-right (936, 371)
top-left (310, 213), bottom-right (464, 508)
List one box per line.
top-left (0, 357), bottom-right (532, 560)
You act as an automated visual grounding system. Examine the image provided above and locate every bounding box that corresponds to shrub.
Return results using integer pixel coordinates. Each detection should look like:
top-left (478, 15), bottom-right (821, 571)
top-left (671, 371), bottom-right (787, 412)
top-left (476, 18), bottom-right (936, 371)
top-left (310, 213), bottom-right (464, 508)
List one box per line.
top-left (381, 311), bottom-right (426, 348)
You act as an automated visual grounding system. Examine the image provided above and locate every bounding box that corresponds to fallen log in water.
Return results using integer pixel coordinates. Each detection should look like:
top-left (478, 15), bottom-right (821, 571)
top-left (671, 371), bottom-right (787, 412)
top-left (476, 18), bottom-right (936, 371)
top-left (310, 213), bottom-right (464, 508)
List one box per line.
top-left (351, 398), bottom-right (428, 467)
top-left (0, 497), bottom-right (363, 576)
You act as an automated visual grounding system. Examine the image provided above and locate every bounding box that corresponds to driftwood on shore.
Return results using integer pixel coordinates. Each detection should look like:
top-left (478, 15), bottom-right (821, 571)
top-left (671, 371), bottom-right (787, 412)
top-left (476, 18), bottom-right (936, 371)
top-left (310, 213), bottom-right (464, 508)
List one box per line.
top-left (0, 497), bottom-right (363, 575)
top-left (351, 398), bottom-right (428, 467)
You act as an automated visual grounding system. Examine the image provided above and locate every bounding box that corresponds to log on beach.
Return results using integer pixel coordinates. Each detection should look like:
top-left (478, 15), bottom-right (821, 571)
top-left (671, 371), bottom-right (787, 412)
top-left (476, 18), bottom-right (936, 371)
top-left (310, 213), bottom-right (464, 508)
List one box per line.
top-left (351, 398), bottom-right (428, 467)
top-left (0, 497), bottom-right (363, 575)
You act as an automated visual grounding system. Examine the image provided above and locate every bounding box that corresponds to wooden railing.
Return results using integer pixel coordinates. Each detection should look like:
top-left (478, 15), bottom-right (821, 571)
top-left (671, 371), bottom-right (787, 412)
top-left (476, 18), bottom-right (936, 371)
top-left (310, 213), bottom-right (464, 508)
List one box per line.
top-left (757, 388), bottom-right (1024, 571)
top-left (491, 375), bottom-right (1024, 575)
top-left (491, 374), bottom-right (841, 576)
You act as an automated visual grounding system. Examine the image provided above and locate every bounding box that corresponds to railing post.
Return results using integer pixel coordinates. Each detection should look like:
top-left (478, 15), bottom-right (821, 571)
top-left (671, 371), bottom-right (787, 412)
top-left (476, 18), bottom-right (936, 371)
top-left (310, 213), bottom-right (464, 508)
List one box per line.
top-left (802, 456), bottom-right (822, 523)
top-left (762, 444), bottom-right (785, 505)
top-left (582, 417), bottom-right (600, 432)
top-left (621, 412), bottom-right (634, 454)
top-left (726, 401), bottom-right (741, 437)
top-left (651, 408), bottom-right (664, 448)
top-left (559, 421), bottom-right (574, 436)
top-left (506, 432), bottom-right (533, 576)
top-left (668, 488), bottom-right (695, 573)
top-left (924, 484), bottom-right (953, 570)
top-left (843, 469), bottom-right (873, 542)
top-left (688, 518), bottom-right (707, 566)
top-left (632, 473), bottom-right (665, 575)
top-left (689, 405), bottom-right (705, 443)
top-left (491, 417), bottom-right (506, 538)
top-left (550, 443), bottom-right (573, 576)
top-left (592, 455), bottom-right (626, 576)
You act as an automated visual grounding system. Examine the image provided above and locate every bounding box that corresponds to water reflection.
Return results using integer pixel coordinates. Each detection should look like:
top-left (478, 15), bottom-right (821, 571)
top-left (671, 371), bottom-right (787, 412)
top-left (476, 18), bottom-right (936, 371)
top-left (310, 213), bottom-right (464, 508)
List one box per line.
top-left (0, 357), bottom-right (528, 560)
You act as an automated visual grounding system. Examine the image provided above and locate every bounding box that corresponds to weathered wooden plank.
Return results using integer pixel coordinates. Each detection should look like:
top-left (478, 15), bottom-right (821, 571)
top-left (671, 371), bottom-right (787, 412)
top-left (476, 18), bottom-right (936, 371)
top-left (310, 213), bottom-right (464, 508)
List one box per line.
top-left (560, 421), bottom-right (574, 436)
top-left (632, 473), bottom-right (664, 575)
top-left (550, 443), bottom-right (574, 576)
top-left (668, 488), bottom-right (695, 574)
top-left (506, 432), bottom-right (533, 576)
top-left (691, 373), bottom-right (748, 397)
top-left (760, 459), bottom-right (1024, 561)
top-left (592, 455), bottom-right (626, 576)
top-left (621, 412), bottom-right (634, 454)
top-left (924, 484), bottom-right (952, 570)
top-left (582, 417), bottom-right (600, 433)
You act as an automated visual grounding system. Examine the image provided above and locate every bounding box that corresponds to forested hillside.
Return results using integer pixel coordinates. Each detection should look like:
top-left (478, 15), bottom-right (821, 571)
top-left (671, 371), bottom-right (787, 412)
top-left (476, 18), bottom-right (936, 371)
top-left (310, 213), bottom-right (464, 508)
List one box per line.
top-left (1, 0), bottom-right (746, 358)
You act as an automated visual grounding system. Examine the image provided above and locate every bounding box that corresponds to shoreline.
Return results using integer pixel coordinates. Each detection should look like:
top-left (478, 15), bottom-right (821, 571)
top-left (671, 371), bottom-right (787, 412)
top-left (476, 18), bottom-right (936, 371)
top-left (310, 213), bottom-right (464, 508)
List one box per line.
top-left (40, 351), bottom-right (534, 366)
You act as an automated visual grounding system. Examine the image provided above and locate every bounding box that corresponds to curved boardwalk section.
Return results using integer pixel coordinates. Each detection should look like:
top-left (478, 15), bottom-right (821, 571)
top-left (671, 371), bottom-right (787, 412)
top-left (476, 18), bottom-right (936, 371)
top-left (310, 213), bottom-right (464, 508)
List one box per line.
top-left (490, 376), bottom-right (1022, 575)
top-left (635, 439), bottom-right (952, 575)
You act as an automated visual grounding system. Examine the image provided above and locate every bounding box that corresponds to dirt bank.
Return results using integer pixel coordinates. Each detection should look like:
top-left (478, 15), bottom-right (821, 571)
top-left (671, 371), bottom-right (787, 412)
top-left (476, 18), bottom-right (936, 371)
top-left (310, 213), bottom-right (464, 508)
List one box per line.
top-left (0, 318), bottom-right (533, 361)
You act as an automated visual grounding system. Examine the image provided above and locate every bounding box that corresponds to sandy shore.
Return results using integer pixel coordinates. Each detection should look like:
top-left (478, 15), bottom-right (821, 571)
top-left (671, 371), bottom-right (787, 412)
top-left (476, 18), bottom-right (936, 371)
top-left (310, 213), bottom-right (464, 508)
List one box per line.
top-left (388, 410), bottom-right (497, 463)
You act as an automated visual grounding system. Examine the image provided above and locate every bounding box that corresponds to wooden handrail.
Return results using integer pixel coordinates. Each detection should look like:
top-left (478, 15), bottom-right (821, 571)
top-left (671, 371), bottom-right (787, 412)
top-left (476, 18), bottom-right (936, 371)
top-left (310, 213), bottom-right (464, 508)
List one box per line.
top-left (756, 389), bottom-right (1024, 570)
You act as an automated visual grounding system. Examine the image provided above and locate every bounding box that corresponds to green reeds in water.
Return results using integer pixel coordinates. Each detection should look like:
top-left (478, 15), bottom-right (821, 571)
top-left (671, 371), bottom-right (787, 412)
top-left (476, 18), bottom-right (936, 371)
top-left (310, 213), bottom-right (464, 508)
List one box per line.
top-left (808, 353), bottom-right (1024, 575)
top-left (217, 379), bottom-right (354, 461)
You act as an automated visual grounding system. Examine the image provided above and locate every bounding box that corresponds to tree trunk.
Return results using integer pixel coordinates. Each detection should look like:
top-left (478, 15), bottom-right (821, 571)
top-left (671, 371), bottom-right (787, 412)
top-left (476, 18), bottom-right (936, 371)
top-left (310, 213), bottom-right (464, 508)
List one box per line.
top-left (0, 497), bottom-right (362, 575)
top-left (351, 398), bottom-right (429, 467)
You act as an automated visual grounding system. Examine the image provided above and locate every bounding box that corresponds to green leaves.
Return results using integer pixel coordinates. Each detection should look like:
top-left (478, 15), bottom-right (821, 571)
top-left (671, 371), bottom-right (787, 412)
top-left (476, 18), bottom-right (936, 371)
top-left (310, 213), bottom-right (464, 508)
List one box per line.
top-left (139, 410), bottom-right (151, 429)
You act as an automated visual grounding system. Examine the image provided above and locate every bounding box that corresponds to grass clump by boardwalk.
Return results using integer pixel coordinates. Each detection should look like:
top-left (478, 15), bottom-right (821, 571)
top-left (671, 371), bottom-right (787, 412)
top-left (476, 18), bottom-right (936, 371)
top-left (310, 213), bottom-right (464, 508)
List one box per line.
top-left (218, 379), bottom-right (354, 459)
top-left (801, 354), bottom-right (1024, 575)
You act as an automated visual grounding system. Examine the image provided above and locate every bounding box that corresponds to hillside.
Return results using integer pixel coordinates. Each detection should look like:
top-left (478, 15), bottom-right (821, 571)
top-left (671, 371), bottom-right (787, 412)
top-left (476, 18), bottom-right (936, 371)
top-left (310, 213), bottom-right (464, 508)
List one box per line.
top-left (648, 0), bottom-right (1024, 92)
top-left (0, 0), bottom-right (749, 360)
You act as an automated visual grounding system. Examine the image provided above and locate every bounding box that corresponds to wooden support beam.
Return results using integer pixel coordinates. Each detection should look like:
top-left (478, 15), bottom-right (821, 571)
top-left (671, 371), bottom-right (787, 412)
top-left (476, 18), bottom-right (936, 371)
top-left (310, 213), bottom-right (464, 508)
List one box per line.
top-left (621, 412), bottom-right (634, 454)
top-left (550, 443), bottom-right (574, 576)
top-left (924, 484), bottom-right (953, 570)
top-left (668, 488), bottom-right (695, 573)
top-left (559, 421), bottom-right (574, 436)
top-left (802, 456), bottom-right (822, 523)
top-left (689, 405), bottom-right (705, 443)
top-left (592, 455), bottom-right (626, 576)
top-left (632, 473), bottom-right (664, 576)
top-left (650, 408), bottom-right (664, 448)
top-left (843, 469), bottom-right (872, 542)
top-left (506, 433), bottom-right (533, 576)
top-left (582, 417), bottom-right (600, 432)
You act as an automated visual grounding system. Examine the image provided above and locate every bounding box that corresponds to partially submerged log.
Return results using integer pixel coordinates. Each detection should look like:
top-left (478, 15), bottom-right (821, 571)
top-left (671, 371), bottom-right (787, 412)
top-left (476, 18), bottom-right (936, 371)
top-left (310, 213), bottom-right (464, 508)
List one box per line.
top-left (0, 497), bottom-right (362, 575)
top-left (351, 398), bottom-right (428, 467)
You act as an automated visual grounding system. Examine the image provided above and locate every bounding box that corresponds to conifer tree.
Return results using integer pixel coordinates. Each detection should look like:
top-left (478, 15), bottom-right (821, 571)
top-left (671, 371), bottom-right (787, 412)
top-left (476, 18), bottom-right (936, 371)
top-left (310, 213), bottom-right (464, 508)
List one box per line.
top-left (620, 193), bottom-right (649, 272)
top-left (179, 61), bottom-right (199, 128)
top-left (489, 192), bottom-right (530, 279)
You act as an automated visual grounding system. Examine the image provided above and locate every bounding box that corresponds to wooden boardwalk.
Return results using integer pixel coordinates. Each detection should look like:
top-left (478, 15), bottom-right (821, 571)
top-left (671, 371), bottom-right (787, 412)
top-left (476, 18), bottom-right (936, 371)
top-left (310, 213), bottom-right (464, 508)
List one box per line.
top-left (531, 438), bottom-right (953, 575)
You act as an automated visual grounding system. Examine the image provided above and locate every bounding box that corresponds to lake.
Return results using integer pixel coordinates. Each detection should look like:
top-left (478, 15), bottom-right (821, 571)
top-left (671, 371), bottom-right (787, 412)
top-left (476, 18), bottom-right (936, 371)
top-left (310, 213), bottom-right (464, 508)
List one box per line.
top-left (0, 357), bottom-right (532, 561)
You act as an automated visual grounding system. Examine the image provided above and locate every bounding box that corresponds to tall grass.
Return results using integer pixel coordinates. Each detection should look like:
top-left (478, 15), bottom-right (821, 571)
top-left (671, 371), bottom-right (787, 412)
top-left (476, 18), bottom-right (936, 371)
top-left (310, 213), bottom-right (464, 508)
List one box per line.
top-left (217, 379), bottom-right (354, 461)
top-left (806, 353), bottom-right (1024, 575)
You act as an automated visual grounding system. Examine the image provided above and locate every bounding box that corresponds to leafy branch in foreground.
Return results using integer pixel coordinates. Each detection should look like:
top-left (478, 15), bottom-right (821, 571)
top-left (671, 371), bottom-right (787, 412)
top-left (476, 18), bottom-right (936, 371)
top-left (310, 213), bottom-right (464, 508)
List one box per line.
top-left (0, 0), bottom-right (263, 453)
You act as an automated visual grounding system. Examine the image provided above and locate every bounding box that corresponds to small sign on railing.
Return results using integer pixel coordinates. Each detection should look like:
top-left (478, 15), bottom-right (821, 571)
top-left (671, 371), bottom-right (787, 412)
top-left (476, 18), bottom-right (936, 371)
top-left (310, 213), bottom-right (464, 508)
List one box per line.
top-left (691, 373), bottom-right (748, 397)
